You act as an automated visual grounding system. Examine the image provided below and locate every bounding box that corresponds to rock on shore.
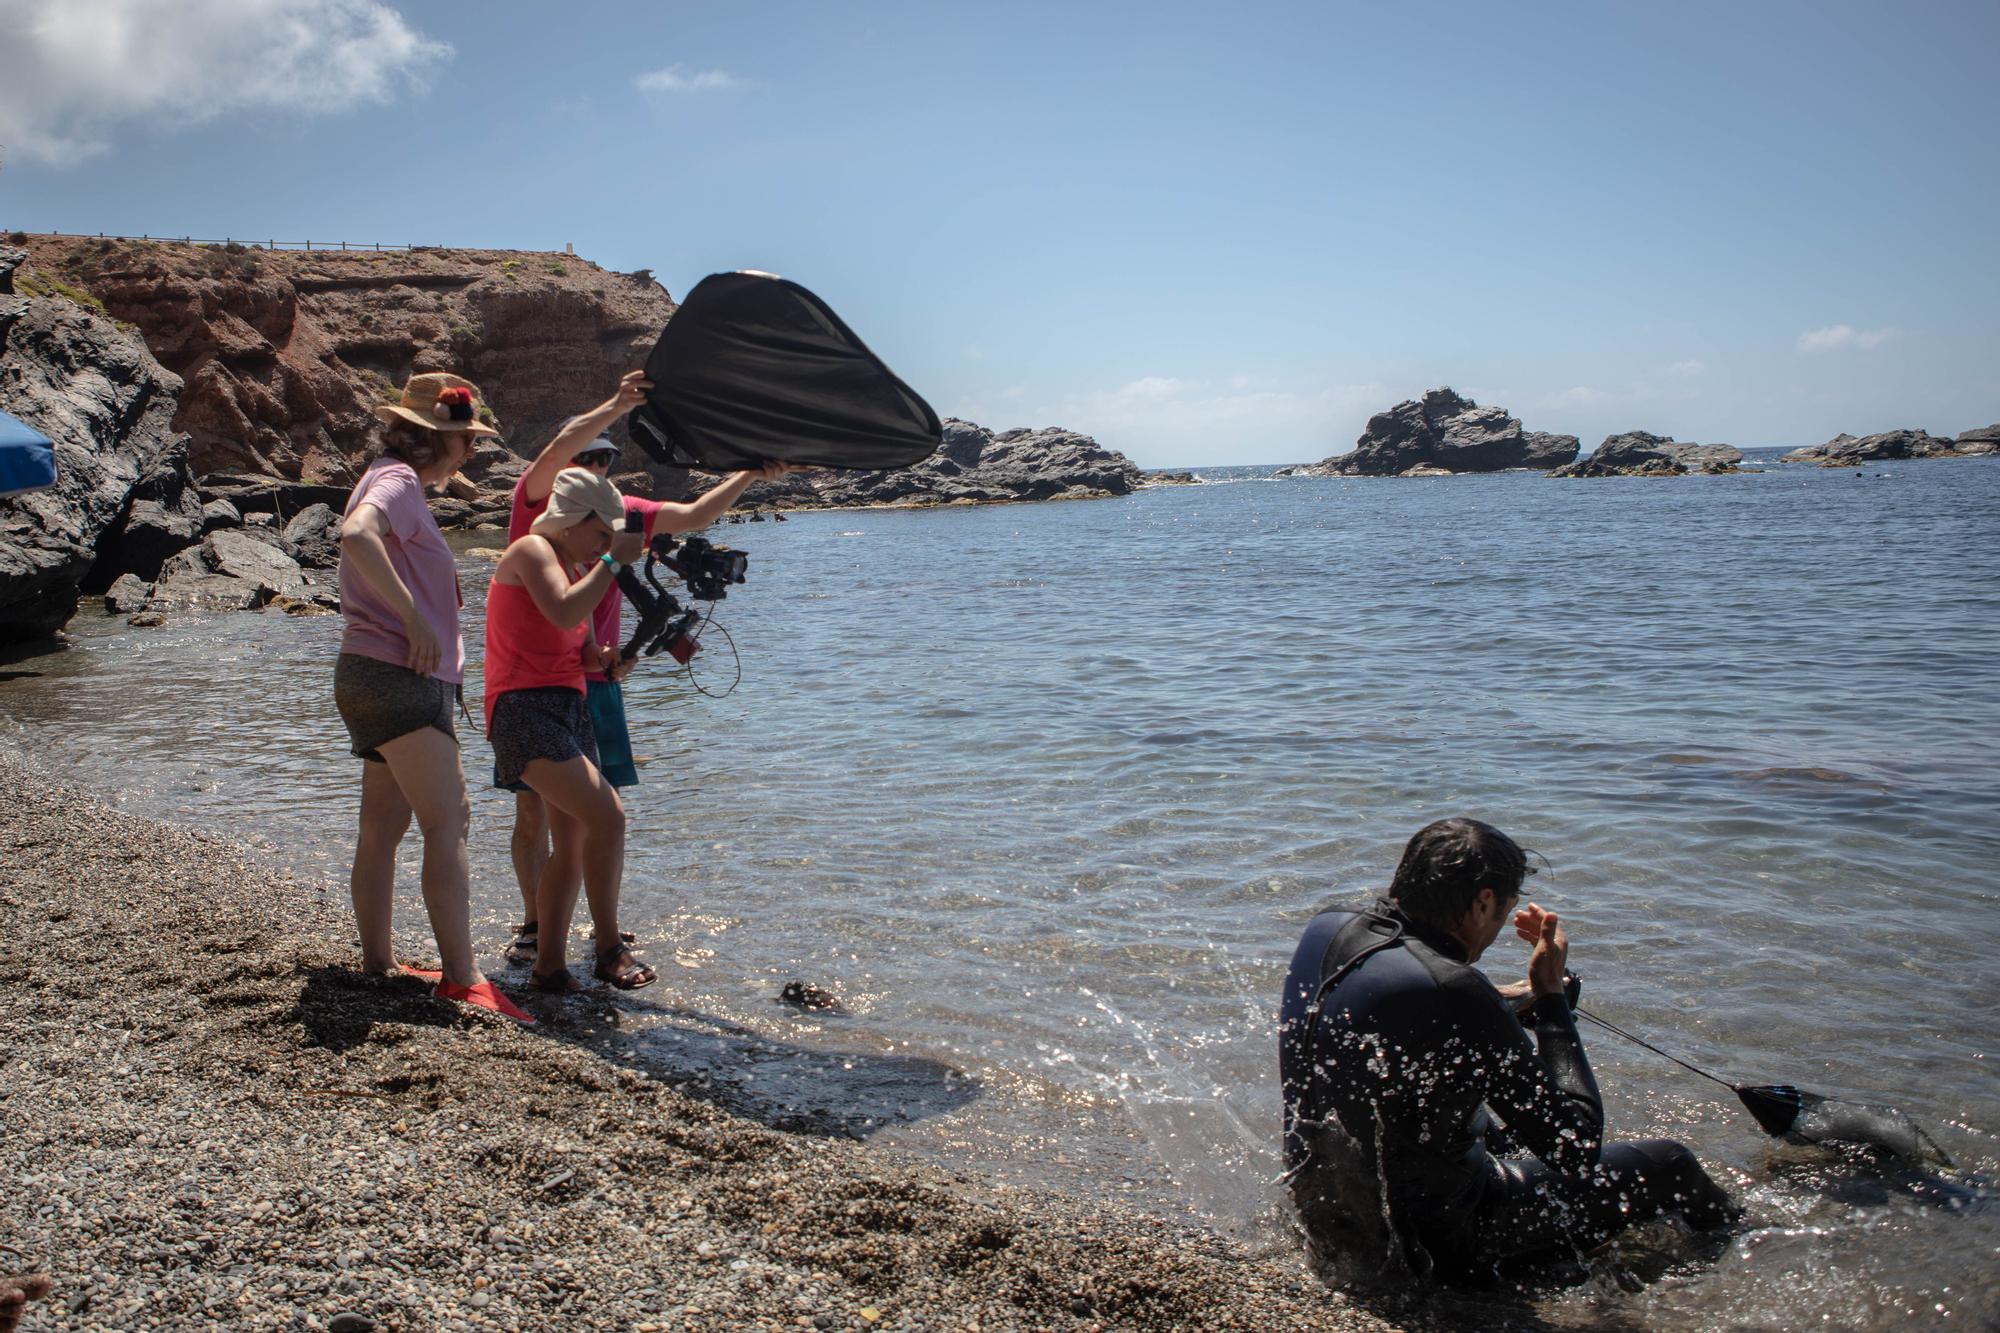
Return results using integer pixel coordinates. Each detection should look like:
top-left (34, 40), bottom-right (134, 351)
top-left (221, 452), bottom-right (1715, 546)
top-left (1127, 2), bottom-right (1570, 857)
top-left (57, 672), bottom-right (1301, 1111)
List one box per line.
top-left (0, 249), bottom-right (196, 637)
top-left (1550, 431), bottom-right (1745, 478)
top-left (0, 750), bottom-right (1394, 1332)
top-left (1282, 388), bottom-right (1578, 476)
top-left (1780, 428), bottom-right (1994, 465)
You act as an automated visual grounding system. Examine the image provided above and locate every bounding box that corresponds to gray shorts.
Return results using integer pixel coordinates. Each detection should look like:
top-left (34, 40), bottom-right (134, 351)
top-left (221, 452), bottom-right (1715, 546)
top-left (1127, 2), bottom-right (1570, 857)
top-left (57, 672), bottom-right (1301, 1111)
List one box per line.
top-left (489, 686), bottom-right (598, 789)
top-left (334, 652), bottom-right (458, 762)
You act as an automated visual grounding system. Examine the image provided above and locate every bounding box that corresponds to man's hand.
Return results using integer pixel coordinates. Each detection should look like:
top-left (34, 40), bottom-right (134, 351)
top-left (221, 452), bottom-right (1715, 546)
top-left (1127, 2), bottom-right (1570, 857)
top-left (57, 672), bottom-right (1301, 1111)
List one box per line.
top-left (1514, 902), bottom-right (1569, 996)
top-left (753, 459), bottom-right (799, 483)
top-left (611, 370), bottom-right (652, 414)
top-left (401, 610), bottom-right (442, 677)
top-left (607, 650), bottom-right (635, 683)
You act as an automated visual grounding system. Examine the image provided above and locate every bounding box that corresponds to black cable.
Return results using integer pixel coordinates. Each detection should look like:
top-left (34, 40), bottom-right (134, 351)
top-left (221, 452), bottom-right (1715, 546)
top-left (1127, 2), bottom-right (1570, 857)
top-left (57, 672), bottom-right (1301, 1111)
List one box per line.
top-left (1577, 1007), bottom-right (1737, 1089)
top-left (685, 604), bottom-right (741, 698)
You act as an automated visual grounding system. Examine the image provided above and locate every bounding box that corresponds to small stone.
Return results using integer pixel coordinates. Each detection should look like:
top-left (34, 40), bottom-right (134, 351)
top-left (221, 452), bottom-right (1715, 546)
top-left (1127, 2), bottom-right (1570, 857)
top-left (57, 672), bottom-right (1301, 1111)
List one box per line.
top-left (327, 1315), bottom-right (374, 1333)
top-left (468, 1291), bottom-right (491, 1308)
top-left (860, 1309), bottom-right (881, 1323)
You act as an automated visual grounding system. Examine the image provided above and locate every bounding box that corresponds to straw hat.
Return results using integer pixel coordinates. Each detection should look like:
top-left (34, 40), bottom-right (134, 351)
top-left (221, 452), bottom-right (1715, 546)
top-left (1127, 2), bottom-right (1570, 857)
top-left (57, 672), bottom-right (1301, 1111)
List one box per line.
top-left (374, 372), bottom-right (500, 436)
top-left (530, 466), bottom-right (626, 537)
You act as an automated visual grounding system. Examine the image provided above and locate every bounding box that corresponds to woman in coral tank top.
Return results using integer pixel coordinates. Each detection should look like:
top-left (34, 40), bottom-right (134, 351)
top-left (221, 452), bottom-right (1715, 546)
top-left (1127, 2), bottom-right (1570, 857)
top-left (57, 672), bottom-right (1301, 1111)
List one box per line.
top-left (485, 467), bottom-right (652, 992)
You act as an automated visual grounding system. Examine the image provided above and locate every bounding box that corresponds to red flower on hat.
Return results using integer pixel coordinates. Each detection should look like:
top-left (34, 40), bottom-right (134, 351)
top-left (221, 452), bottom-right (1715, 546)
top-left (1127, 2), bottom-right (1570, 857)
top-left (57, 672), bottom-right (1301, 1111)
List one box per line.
top-left (433, 386), bottom-right (476, 423)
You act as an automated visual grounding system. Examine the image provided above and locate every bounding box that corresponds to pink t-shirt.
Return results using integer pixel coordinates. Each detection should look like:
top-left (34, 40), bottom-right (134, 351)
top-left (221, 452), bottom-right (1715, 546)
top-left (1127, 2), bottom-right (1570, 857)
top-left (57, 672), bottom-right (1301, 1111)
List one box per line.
top-left (339, 458), bottom-right (465, 683)
top-left (508, 474), bottom-right (663, 682)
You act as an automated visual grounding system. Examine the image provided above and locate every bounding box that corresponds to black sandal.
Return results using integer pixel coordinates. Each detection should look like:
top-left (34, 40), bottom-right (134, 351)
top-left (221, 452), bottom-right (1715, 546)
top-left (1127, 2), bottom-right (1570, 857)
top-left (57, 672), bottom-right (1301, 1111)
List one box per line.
top-left (530, 966), bottom-right (584, 994)
top-left (593, 942), bottom-right (657, 990)
top-left (504, 922), bottom-right (539, 966)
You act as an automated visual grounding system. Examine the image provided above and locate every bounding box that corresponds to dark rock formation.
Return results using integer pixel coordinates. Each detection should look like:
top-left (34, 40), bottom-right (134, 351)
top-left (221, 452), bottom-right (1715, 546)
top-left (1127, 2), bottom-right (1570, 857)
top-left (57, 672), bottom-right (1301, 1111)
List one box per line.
top-left (677, 419), bottom-right (1143, 512)
top-left (281, 503), bottom-right (341, 570)
top-left (201, 497), bottom-right (242, 532)
top-left (94, 450), bottom-right (205, 581)
top-left (1552, 431), bottom-right (1744, 478)
top-left (1521, 431), bottom-right (1583, 470)
top-left (104, 573), bottom-right (151, 615)
top-left (1780, 429), bottom-right (1969, 465)
top-left (198, 473), bottom-right (356, 517)
top-left (146, 527), bottom-right (313, 613)
top-left (0, 277), bottom-right (190, 639)
top-left (1288, 389), bottom-right (1577, 475)
top-left (1144, 470), bottom-right (1201, 486)
top-left (1956, 424), bottom-right (2000, 454)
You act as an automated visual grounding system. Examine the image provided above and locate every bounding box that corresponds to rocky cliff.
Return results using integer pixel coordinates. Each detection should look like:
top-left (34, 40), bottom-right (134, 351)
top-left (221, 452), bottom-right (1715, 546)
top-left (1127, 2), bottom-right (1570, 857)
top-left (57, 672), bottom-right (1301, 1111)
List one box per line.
top-left (1283, 388), bottom-right (1578, 476)
top-left (0, 247), bottom-right (198, 636)
top-left (9, 235), bottom-right (676, 482)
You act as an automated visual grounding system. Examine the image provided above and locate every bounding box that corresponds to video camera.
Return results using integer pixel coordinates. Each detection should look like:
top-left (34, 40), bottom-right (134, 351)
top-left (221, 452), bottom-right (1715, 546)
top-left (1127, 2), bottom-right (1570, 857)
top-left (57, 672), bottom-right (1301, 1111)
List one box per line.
top-left (615, 515), bottom-right (748, 665)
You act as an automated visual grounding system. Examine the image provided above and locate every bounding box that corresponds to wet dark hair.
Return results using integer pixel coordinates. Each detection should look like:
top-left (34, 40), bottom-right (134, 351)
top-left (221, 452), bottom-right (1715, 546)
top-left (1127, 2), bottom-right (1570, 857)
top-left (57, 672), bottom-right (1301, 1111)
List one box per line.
top-left (1387, 817), bottom-right (1533, 929)
top-left (378, 418), bottom-right (456, 470)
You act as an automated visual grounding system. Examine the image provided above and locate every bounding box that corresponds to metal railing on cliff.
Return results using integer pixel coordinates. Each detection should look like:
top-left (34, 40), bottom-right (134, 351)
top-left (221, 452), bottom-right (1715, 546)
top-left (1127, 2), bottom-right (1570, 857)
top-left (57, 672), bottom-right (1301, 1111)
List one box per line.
top-left (13, 231), bottom-right (576, 255)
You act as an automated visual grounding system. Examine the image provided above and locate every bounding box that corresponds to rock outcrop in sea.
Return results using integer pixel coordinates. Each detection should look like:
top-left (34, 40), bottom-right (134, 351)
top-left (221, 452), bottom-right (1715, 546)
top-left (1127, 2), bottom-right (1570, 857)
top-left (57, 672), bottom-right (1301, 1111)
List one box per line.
top-left (1780, 428), bottom-right (1997, 466)
top-left (1282, 388), bottom-right (1578, 476)
top-left (1551, 431), bottom-right (1746, 478)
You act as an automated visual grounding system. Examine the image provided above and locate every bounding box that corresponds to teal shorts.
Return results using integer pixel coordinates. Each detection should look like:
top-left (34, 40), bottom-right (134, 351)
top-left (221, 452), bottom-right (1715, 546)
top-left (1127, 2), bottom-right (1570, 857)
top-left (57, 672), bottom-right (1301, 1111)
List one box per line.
top-left (586, 678), bottom-right (638, 788)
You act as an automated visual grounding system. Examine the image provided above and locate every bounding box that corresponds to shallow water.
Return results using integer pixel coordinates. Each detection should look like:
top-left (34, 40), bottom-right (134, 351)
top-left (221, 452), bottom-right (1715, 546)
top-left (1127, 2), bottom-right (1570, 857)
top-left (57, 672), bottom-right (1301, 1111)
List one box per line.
top-left (3, 454), bottom-right (1997, 1328)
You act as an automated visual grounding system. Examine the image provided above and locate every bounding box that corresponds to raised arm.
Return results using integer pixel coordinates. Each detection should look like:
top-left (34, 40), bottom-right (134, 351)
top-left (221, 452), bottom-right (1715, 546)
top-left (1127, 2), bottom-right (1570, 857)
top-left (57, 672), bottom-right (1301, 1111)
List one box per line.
top-left (339, 502), bottom-right (439, 676)
top-left (521, 371), bottom-right (652, 506)
top-left (1462, 906), bottom-right (1605, 1172)
top-left (654, 459), bottom-right (800, 535)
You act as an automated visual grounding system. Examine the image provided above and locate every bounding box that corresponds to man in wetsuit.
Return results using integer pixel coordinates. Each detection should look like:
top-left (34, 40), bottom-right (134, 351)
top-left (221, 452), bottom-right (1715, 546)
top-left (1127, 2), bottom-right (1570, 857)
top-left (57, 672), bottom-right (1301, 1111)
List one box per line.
top-left (1279, 817), bottom-right (1732, 1283)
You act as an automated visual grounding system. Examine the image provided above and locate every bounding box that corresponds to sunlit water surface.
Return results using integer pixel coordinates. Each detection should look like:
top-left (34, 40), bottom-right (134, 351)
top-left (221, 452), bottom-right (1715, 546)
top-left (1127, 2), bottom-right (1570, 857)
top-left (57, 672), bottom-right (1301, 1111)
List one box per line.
top-left (4, 454), bottom-right (1996, 1328)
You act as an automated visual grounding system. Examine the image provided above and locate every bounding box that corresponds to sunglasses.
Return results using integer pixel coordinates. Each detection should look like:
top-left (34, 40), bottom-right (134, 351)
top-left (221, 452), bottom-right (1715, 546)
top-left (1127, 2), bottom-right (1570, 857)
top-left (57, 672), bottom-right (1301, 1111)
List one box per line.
top-left (578, 450), bottom-right (620, 467)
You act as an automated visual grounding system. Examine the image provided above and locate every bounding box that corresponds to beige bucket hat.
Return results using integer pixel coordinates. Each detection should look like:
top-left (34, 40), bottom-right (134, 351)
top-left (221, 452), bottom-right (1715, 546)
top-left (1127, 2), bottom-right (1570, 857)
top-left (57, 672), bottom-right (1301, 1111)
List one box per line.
top-left (374, 371), bottom-right (500, 435)
top-left (529, 467), bottom-right (626, 537)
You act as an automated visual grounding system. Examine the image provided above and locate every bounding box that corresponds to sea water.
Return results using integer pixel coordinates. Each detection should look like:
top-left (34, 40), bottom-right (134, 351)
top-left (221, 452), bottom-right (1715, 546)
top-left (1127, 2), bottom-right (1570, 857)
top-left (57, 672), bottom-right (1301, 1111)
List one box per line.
top-left (3, 452), bottom-right (1996, 1328)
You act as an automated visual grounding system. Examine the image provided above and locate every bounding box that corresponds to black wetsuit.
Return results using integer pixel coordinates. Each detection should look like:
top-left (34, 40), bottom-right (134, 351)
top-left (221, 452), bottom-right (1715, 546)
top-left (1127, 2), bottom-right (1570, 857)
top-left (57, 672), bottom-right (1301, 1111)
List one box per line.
top-left (1279, 899), bottom-right (1729, 1282)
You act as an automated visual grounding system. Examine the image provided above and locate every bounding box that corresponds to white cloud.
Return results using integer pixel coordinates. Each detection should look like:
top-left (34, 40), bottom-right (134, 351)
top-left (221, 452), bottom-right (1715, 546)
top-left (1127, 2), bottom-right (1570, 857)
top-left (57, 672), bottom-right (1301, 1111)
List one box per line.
top-left (635, 64), bottom-right (743, 95)
top-left (1797, 324), bottom-right (1905, 353)
top-left (1542, 385), bottom-right (1616, 409)
top-left (1114, 375), bottom-right (1191, 401)
top-left (0, 0), bottom-right (448, 166)
top-left (1666, 359), bottom-right (1705, 377)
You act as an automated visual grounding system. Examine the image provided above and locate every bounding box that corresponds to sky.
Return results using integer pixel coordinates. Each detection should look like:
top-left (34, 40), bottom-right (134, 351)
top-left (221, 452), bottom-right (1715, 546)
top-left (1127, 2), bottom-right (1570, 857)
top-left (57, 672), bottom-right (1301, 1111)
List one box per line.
top-left (2, 0), bottom-right (1996, 468)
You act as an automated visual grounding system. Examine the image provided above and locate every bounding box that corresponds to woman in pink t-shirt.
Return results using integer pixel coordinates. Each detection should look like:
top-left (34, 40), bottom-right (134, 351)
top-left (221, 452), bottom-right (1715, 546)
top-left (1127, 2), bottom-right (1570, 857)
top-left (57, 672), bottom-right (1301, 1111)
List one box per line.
top-left (335, 372), bottom-right (528, 1023)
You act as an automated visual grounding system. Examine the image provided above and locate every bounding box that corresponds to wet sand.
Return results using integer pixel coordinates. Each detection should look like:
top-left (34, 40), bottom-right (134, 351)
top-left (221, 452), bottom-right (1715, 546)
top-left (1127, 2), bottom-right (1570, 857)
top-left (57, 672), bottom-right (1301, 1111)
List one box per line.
top-left (0, 750), bottom-right (1401, 1332)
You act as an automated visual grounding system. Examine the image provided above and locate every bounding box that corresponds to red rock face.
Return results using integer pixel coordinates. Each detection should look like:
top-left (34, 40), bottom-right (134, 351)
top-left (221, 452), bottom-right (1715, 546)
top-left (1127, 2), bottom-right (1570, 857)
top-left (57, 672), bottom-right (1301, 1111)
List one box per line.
top-left (16, 237), bottom-right (677, 482)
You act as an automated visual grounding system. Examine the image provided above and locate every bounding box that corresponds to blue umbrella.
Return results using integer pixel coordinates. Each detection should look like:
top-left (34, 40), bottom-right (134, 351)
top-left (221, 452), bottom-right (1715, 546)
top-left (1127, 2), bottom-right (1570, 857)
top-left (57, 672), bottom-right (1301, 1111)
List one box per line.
top-left (0, 409), bottom-right (55, 497)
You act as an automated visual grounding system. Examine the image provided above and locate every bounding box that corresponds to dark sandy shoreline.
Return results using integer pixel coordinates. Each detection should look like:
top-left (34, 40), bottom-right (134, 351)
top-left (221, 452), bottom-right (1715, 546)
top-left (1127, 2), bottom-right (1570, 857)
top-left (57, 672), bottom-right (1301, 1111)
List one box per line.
top-left (0, 749), bottom-right (1404, 1332)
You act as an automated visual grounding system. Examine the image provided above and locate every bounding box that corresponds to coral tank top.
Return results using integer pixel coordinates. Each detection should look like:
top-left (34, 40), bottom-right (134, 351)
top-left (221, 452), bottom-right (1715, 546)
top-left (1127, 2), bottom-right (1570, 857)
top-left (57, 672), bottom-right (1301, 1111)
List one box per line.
top-left (482, 577), bottom-right (587, 725)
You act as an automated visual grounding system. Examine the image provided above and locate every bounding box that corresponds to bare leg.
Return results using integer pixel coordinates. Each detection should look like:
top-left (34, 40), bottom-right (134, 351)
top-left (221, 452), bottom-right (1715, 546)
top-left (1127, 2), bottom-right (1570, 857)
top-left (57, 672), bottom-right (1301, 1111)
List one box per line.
top-left (509, 789), bottom-right (550, 927)
top-left (523, 754), bottom-right (626, 975)
top-left (350, 759), bottom-right (413, 974)
top-left (534, 803), bottom-right (586, 984)
top-left (376, 725), bottom-right (481, 989)
top-left (0, 1274), bottom-right (51, 1333)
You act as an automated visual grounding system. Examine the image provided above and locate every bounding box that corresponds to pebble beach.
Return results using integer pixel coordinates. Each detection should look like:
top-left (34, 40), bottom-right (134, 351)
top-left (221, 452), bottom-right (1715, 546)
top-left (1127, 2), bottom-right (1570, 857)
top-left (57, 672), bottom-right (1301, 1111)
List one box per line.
top-left (0, 750), bottom-right (1407, 1333)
